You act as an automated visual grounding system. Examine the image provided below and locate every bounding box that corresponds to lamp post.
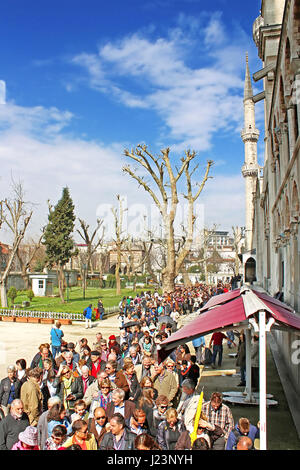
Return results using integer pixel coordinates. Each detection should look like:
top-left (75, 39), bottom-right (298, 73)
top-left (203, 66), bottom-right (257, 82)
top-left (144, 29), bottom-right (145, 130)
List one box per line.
top-left (82, 263), bottom-right (87, 300)
top-left (65, 272), bottom-right (70, 302)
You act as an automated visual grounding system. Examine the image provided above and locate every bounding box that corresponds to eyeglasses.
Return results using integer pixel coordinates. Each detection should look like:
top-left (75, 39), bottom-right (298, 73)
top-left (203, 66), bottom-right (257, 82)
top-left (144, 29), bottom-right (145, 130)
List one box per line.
top-left (95, 416), bottom-right (106, 420)
top-left (159, 405), bottom-right (168, 409)
top-left (101, 386), bottom-right (110, 390)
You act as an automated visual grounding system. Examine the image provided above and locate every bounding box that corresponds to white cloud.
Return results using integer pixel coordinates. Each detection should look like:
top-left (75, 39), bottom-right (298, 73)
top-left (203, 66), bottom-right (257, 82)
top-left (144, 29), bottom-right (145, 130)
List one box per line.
top-left (71, 13), bottom-right (249, 152)
top-left (0, 81), bottom-right (6, 104)
top-left (0, 10), bottom-right (252, 243)
top-left (201, 174), bottom-right (245, 230)
top-left (203, 12), bottom-right (226, 47)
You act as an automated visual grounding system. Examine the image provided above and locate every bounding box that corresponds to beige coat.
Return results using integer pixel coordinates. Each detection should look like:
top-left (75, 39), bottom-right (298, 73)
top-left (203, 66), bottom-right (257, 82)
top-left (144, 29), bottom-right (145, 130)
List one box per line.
top-left (134, 364), bottom-right (155, 383)
top-left (20, 378), bottom-right (43, 426)
top-left (152, 371), bottom-right (178, 403)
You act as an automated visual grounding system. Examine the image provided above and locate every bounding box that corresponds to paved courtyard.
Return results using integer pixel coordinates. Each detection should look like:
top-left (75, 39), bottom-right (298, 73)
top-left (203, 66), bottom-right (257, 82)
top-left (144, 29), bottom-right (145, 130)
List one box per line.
top-left (0, 315), bottom-right (120, 377)
top-left (0, 314), bottom-right (299, 450)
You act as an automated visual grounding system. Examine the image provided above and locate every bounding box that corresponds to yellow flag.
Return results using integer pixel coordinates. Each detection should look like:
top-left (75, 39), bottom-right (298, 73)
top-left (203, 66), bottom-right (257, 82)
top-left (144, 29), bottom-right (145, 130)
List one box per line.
top-left (190, 389), bottom-right (204, 446)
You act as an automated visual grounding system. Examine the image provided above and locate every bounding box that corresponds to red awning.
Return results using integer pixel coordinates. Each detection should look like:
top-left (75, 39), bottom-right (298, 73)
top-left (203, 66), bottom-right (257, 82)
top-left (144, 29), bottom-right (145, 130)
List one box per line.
top-left (159, 286), bottom-right (300, 362)
top-left (200, 288), bottom-right (241, 312)
top-left (161, 296), bottom-right (246, 352)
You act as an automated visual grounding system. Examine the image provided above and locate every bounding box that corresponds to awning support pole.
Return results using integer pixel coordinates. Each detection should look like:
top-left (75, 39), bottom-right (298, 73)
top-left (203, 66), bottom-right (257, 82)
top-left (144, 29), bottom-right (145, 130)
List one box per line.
top-left (245, 328), bottom-right (253, 402)
top-left (259, 309), bottom-right (267, 450)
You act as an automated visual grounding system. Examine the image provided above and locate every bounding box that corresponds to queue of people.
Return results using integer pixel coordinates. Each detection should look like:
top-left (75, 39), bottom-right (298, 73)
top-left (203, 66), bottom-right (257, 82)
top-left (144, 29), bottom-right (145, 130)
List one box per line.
top-left (0, 283), bottom-right (260, 451)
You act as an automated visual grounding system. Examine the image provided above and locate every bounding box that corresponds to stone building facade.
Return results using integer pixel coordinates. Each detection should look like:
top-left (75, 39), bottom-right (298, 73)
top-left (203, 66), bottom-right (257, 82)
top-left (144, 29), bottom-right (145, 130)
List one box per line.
top-left (245, 0), bottom-right (300, 415)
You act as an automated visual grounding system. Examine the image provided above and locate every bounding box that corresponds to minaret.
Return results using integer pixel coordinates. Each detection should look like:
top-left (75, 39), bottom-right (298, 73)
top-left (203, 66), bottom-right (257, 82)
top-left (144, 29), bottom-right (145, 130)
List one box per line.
top-left (241, 54), bottom-right (260, 252)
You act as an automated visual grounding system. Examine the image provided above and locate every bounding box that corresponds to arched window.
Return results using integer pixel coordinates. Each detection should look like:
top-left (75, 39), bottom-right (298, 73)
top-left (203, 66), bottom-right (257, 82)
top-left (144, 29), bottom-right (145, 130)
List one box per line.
top-left (292, 181), bottom-right (300, 221)
top-left (279, 76), bottom-right (286, 121)
top-left (284, 195), bottom-right (290, 230)
top-left (284, 38), bottom-right (292, 95)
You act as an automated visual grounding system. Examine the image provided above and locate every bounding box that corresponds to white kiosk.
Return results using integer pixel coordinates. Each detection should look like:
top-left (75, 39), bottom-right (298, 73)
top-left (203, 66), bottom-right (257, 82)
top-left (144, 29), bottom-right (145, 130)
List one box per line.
top-left (29, 273), bottom-right (56, 297)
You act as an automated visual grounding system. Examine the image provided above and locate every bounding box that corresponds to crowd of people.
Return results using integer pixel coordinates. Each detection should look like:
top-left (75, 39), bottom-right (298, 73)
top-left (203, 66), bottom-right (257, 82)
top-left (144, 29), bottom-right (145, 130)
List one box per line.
top-left (0, 282), bottom-right (260, 451)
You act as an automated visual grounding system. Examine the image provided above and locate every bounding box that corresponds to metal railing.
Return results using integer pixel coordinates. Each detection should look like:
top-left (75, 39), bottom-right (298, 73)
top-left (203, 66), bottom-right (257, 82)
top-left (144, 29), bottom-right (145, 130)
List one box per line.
top-left (0, 305), bottom-right (119, 321)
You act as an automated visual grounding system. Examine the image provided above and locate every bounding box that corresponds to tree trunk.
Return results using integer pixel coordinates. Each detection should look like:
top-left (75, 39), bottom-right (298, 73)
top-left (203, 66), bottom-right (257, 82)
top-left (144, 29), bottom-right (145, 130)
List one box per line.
top-left (20, 270), bottom-right (30, 290)
top-left (57, 265), bottom-right (65, 303)
top-left (115, 266), bottom-right (121, 295)
top-left (183, 269), bottom-right (191, 287)
top-left (0, 281), bottom-right (8, 308)
top-left (161, 270), bottom-right (176, 293)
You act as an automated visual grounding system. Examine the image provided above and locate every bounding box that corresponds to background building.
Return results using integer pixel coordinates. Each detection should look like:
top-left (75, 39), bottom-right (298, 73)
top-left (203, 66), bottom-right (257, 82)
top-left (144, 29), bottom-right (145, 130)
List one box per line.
top-left (244, 0), bottom-right (300, 435)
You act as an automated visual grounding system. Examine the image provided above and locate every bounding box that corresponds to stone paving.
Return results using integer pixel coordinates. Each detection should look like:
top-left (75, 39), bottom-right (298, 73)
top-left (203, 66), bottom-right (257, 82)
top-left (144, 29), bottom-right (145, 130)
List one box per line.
top-left (0, 312), bottom-right (299, 449)
top-left (0, 315), bottom-right (120, 378)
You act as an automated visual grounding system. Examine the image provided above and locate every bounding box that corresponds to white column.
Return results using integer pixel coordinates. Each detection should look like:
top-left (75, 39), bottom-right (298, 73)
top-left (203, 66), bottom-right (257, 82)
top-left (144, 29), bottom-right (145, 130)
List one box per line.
top-left (259, 310), bottom-right (267, 450)
top-left (244, 328), bottom-right (253, 402)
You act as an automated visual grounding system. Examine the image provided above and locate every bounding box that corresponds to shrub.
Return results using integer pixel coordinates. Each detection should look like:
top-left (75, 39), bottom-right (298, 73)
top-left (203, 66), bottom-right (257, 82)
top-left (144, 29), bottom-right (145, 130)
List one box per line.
top-left (27, 289), bottom-right (35, 302)
top-left (7, 287), bottom-right (18, 306)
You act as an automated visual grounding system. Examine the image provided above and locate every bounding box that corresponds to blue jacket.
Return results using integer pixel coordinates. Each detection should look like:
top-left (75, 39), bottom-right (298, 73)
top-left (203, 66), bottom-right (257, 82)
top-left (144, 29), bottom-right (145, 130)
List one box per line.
top-left (47, 418), bottom-right (72, 437)
top-left (84, 306), bottom-right (92, 320)
top-left (192, 336), bottom-right (205, 348)
top-left (226, 423), bottom-right (259, 450)
top-left (50, 327), bottom-right (64, 347)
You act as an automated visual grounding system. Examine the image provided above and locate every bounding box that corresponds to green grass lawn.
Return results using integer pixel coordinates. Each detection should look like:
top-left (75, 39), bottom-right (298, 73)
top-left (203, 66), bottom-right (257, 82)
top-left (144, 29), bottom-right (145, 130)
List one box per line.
top-left (2, 287), bottom-right (152, 314)
top-left (1, 287), bottom-right (161, 313)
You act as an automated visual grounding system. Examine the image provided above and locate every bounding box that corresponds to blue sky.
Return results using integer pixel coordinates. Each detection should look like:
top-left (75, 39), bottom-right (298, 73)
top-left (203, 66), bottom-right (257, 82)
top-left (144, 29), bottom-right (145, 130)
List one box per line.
top-left (0, 0), bottom-right (264, 242)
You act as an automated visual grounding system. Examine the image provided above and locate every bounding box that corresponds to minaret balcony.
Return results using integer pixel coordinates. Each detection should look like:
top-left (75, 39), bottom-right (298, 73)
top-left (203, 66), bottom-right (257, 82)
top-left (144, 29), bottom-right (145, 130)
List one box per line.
top-left (241, 129), bottom-right (260, 143)
top-left (242, 163), bottom-right (260, 178)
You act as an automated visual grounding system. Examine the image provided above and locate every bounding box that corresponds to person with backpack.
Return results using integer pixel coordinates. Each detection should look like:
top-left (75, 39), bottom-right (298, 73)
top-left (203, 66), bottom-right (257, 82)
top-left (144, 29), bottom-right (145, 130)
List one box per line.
top-left (226, 417), bottom-right (259, 450)
top-left (50, 322), bottom-right (64, 360)
top-left (83, 304), bottom-right (93, 329)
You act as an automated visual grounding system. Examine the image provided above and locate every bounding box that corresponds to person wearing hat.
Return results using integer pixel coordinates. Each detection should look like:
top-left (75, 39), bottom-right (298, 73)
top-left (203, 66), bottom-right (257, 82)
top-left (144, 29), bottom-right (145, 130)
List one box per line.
top-left (11, 425), bottom-right (39, 450)
top-left (108, 335), bottom-right (120, 357)
top-left (90, 350), bottom-right (104, 379)
top-left (0, 366), bottom-right (22, 417)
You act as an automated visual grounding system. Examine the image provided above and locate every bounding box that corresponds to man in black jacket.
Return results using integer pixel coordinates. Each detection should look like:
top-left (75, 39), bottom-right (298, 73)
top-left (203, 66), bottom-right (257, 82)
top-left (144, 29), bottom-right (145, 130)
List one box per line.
top-left (99, 413), bottom-right (136, 450)
top-left (0, 399), bottom-right (29, 450)
top-left (0, 366), bottom-right (21, 416)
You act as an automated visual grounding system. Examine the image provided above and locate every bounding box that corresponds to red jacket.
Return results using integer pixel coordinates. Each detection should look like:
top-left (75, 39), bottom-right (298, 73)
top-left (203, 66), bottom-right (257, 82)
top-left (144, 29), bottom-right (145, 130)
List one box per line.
top-left (91, 360), bottom-right (103, 378)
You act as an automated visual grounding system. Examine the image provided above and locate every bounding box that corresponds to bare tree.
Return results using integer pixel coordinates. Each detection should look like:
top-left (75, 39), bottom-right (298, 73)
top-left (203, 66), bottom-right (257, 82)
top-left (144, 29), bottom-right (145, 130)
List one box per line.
top-left (76, 218), bottom-right (104, 292)
top-left (16, 233), bottom-right (44, 289)
top-left (123, 144), bottom-right (213, 292)
top-left (122, 237), bottom-right (153, 291)
top-left (0, 183), bottom-right (33, 307)
top-left (232, 226), bottom-right (244, 276)
top-left (111, 195), bottom-right (127, 295)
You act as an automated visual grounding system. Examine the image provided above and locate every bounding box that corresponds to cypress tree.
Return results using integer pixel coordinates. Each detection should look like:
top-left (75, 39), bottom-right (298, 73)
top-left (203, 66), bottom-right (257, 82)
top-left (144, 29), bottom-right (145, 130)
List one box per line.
top-left (43, 187), bottom-right (76, 302)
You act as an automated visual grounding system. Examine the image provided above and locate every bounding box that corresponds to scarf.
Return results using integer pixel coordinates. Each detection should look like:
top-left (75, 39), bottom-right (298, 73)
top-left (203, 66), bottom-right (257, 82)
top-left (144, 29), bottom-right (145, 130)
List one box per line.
top-left (62, 377), bottom-right (73, 408)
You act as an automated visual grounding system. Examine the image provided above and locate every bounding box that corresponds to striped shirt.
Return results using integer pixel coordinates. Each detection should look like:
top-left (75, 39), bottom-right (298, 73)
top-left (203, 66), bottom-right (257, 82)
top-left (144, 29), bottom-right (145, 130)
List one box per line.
top-left (202, 401), bottom-right (234, 440)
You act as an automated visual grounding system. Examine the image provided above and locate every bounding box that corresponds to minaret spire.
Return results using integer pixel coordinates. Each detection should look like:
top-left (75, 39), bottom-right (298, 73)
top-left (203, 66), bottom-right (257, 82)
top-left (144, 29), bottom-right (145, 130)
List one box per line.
top-left (244, 53), bottom-right (253, 101)
top-left (241, 53), bottom-right (260, 252)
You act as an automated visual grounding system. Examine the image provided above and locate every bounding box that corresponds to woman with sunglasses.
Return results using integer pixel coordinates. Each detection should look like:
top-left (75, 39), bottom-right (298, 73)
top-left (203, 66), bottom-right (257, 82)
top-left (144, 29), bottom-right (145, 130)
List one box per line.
top-left (53, 365), bottom-right (84, 416)
top-left (63, 419), bottom-right (97, 450)
top-left (89, 378), bottom-right (112, 417)
top-left (151, 395), bottom-right (169, 438)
